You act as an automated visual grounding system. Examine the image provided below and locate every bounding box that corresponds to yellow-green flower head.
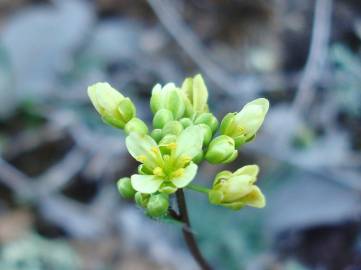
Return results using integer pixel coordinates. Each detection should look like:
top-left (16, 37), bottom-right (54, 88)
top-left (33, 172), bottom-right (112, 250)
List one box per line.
top-left (208, 165), bottom-right (265, 210)
top-left (181, 74), bottom-right (209, 117)
top-left (150, 83), bottom-right (185, 119)
top-left (88, 82), bottom-right (136, 128)
top-left (125, 125), bottom-right (204, 194)
top-left (220, 98), bottom-right (269, 147)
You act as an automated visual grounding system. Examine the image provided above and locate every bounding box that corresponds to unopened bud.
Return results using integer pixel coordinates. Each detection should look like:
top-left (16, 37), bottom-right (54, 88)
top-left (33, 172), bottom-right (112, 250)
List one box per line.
top-left (117, 177), bottom-right (136, 199)
top-left (150, 83), bottom-right (185, 119)
top-left (205, 135), bottom-right (238, 164)
top-left (135, 192), bottom-right (150, 208)
top-left (179, 118), bottom-right (193, 129)
top-left (220, 98), bottom-right (269, 147)
top-left (195, 113), bottom-right (219, 133)
top-left (181, 74), bottom-right (209, 115)
top-left (153, 109), bottom-right (174, 129)
top-left (88, 82), bottom-right (135, 129)
top-left (146, 193), bottom-right (169, 217)
top-left (125, 118), bottom-right (148, 135)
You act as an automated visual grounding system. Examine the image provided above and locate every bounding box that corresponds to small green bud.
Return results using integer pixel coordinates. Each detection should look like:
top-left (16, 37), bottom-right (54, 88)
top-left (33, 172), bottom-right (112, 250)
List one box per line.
top-left (194, 113), bottom-right (219, 133)
top-left (179, 118), bottom-right (193, 129)
top-left (124, 117), bottom-right (148, 135)
top-left (117, 177), bottom-right (136, 199)
top-left (161, 120), bottom-right (183, 137)
top-left (135, 192), bottom-right (150, 208)
top-left (146, 193), bottom-right (169, 217)
top-left (199, 123), bottom-right (212, 146)
top-left (88, 82), bottom-right (136, 129)
top-left (151, 128), bottom-right (163, 142)
top-left (205, 135), bottom-right (238, 164)
top-left (150, 83), bottom-right (185, 119)
top-left (153, 109), bottom-right (174, 129)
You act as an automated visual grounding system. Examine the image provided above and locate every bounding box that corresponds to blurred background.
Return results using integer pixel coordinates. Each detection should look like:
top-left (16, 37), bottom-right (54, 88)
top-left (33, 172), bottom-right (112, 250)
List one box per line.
top-left (0, 0), bottom-right (360, 269)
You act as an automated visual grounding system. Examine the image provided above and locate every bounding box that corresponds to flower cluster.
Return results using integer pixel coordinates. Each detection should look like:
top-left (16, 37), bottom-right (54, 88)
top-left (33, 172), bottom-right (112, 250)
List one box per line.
top-left (88, 75), bottom-right (269, 217)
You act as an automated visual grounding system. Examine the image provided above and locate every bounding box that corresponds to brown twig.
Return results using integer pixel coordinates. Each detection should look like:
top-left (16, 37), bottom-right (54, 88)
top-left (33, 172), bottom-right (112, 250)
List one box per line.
top-left (176, 189), bottom-right (212, 270)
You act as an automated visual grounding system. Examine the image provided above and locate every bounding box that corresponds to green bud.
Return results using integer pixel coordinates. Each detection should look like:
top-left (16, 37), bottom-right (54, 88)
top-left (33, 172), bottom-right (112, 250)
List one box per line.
top-left (161, 120), bottom-right (183, 137)
top-left (150, 83), bottom-right (185, 119)
top-left (88, 82), bottom-right (136, 129)
top-left (195, 113), bottom-right (219, 133)
top-left (135, 192), bottom-right (150, 208)
top-left (179, 118), bottom-right (193, 129)
top-left (220, 98), bottom-right (269, 147)
top-left (153, 109), bottom-right (174, 129)
top-left (181, 74), bottom-right (209, 116)
top-left (205, 135), bottom-right (238, 164)
top-left (151, 128), bottom-right (163, 142)
top-left (146, 193), bottom-right (169, 217)
top-left (117, 177), bottom-right (136, 199)
top-left (124, 117), bottom-right (148, 135)
top-left (199, 123), bottom-right (212, 146)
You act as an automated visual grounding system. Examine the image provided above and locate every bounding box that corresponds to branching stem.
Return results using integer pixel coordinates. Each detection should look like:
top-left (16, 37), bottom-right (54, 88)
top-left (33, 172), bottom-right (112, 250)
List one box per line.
top-left (186, 183), bottom-right (210, 194)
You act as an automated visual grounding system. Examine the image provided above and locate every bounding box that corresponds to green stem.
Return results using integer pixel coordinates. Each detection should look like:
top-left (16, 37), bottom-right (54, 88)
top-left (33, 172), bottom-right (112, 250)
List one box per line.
top-left (186, 183), bottom-right (210, 194)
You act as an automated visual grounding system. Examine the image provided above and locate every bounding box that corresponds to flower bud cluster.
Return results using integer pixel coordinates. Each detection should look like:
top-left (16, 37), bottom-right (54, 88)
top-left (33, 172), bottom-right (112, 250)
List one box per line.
top-left (88, 74), bottom-right (269, 217)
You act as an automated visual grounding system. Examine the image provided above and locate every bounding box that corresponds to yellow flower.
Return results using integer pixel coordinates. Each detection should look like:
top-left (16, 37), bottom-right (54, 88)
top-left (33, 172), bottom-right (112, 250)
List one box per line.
top-left (125, 125), bottom-right (204, 194)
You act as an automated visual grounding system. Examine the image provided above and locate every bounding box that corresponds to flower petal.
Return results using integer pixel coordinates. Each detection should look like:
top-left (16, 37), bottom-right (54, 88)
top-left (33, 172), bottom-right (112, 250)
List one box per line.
top-left (234, 165), bottom-right (259, 183)
top-left (241, 186), bottom-right (266, 208)
top-left (131, 174), bottom-right (163, 194)
top-left (192, 74), bottom-right (208, 113)
top-left (175, 126), bottom-right (204, 159)
top-left (125, 133), bottom-right (162, 169)
top-left (234, 98), bottom-right (269, 137)
top-left (172, 162), bottom-right (198, 188)
top-left (223, 201), bottom-right (245, 211)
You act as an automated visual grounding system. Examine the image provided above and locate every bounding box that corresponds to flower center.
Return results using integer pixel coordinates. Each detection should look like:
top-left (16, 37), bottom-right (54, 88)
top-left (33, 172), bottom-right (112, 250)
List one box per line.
top-left (171, 168), bottom-right (185, 178)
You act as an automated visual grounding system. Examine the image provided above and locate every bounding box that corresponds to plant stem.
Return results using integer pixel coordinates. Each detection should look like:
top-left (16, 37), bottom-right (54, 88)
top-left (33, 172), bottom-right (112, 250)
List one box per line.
top-left (186, 183), bottom-right (210, 194)
top-left (176, 189), bottom-right (212, 270)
